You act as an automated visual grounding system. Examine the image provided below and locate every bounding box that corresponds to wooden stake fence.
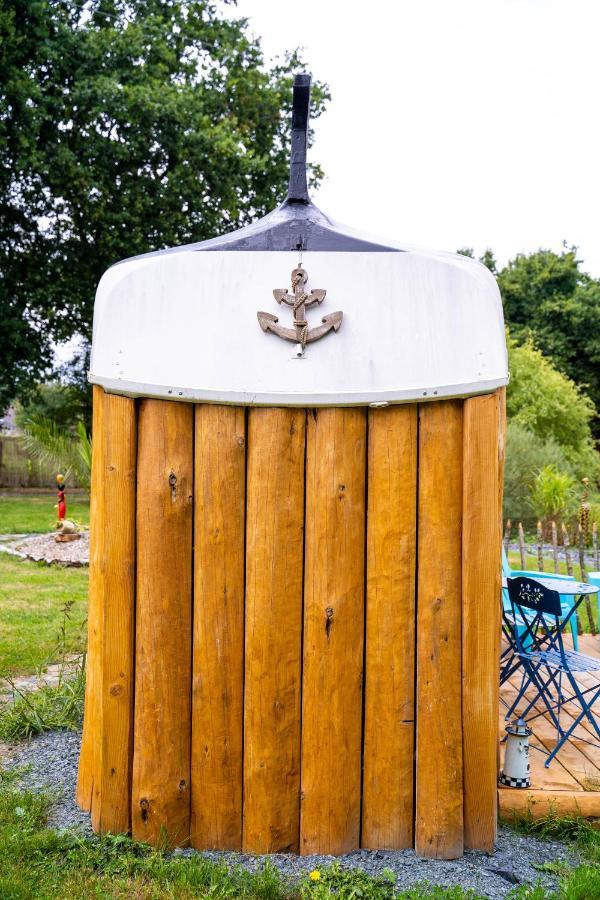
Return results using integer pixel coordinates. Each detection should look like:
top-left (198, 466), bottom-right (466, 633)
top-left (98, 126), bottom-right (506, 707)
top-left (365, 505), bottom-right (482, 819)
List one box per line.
top-left (536, 521), bottom-right (544, 572)
top-left (503, 519), bottom-right (511, 555)
top-left (518, 523), bottom-right (526, 570)
top-left (551, 521), bottom-right (559, 574)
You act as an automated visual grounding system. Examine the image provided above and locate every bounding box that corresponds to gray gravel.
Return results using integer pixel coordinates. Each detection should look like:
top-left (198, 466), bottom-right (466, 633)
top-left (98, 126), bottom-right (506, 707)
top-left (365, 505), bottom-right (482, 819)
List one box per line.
top-left (4, 730), bottom-right (91, 834)
top-left (0, 531), bottom-right (89, 566)
top-left (4, 729), bottom-right (575, 898)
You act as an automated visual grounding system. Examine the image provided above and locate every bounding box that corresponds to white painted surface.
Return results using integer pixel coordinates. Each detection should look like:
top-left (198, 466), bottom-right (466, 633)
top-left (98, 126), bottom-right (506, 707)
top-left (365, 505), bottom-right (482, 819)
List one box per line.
top-left (89, 249), bottom-right (508, 405)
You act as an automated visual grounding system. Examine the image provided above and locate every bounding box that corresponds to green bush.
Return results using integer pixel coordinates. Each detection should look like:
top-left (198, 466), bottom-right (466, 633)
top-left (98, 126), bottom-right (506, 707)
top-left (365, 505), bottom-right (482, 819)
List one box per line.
top-left (503, 423), bottom-right (575, 526)
top-left (507, 334), bottom-right (597, 463)
top-left (528, 466), bottom-right (576, 522)
top-left (0, 668), bottom-right (85, 742)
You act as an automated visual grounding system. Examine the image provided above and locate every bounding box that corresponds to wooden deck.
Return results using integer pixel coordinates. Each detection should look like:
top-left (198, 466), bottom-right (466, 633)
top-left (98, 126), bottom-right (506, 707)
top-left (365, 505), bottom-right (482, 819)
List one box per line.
top-left (499, 633), bottom-right (600, 820)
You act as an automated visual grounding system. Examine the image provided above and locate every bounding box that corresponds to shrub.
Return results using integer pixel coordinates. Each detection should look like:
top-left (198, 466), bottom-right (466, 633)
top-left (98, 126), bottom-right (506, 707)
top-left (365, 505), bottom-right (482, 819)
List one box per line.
top-left (528, 466), bottom-right (576, 522)
top-left (503, 423), bottom-right (575, 526)
top-left (507, 334), bottom-right (597, 462)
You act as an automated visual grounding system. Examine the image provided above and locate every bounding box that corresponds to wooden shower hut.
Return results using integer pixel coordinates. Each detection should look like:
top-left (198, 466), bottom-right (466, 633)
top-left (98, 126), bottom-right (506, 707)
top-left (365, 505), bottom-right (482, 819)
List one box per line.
top-left (77, 75), bottom-right (508, 860)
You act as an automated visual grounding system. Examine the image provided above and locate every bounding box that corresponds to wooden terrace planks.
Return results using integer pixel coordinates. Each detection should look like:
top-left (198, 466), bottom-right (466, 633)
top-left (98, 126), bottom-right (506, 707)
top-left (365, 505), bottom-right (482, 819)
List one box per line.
top-left (499, 650), bottom-right (600, 821)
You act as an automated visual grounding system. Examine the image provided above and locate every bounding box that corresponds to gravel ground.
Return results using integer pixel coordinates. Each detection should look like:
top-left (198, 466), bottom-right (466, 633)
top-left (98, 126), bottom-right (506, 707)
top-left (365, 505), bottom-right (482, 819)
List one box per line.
top-left (0, 531), bottom-right (89, 566)
top-left (3, 730), bottom-right (576, 898)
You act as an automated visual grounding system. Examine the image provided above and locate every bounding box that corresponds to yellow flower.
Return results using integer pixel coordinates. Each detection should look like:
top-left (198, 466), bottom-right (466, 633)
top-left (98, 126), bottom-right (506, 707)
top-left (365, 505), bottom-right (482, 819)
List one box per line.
top-left (309, 870), bottom-right (321, 882)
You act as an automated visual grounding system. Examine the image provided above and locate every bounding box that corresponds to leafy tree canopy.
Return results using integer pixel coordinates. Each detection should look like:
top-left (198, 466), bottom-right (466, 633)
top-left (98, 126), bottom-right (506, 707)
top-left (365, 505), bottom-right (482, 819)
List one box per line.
top-left (0, 0), bottom-right (329, 410)
top-left (498, 246), bottom-right (600, 432)
top-left (14, 380), bottom-right (89, 432)
top-left (506, 332), bottom-right (597, 467)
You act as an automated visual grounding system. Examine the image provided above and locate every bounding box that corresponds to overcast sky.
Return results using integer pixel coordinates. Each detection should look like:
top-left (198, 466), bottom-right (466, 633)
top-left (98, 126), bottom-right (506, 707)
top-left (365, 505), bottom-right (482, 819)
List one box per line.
top-left (235, 0), bottom-right (600, 275)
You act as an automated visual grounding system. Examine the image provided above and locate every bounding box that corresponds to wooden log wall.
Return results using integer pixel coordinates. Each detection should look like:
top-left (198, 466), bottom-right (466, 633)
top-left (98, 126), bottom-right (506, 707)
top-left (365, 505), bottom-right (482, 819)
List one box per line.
top-left (78, 389), bottom-right (504, 857)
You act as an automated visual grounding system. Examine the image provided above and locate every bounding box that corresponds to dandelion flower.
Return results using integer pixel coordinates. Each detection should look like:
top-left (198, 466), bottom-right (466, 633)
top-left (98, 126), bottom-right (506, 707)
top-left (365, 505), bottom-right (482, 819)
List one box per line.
top-left (309, 869), bottom-right (321, 881)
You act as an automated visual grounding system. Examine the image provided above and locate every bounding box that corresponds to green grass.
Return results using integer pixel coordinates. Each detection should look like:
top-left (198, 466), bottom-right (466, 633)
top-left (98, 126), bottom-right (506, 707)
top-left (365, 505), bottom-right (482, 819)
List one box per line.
top-left (507, 550), bottom-right (588, 580)
top-left (0, 667), bottom-right (85, 741)
top-left (0, 554), bottom-right (88, 677)
top-left (1, 781), bottom-right (599, 900)
top-left (0, 490), bottom-right (89, 534)
top-left (0, 770), bottom-right (480, 900)
top-left (501, 813), bottom-right (600, 898)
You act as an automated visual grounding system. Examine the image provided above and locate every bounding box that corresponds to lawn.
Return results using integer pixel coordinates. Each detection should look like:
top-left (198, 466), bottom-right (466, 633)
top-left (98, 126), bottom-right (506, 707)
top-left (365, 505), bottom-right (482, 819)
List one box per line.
top-left (0, 554), bottom-right (88, 677)
top-left (0, 766), bottom-right (599, 899)
top-left (507, 549), bottom-right (590, 580)
top-left (0, 490), bottom-right (90, 534)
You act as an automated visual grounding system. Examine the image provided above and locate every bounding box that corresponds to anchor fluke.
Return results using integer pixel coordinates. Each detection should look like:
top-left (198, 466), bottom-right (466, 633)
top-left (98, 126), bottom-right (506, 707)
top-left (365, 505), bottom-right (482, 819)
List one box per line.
top-left (322, 311), bottom-right (343, 332)
top-left (257, 311), bottom-right (279, 332)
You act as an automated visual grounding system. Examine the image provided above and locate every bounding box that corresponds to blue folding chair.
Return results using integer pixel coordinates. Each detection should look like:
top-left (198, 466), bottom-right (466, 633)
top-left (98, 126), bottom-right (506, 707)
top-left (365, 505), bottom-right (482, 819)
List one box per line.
top-left (502, 547), bottom-right (579, 650)
top-left (505, 576), bottom-right (600, 766)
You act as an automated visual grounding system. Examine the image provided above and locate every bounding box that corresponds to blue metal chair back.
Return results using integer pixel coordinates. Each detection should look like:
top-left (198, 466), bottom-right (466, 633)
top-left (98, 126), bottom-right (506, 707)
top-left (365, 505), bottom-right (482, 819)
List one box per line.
top-left (502, 548), bottom-right (580, 652)
top-left (507, 576), bottom-right (566, 664)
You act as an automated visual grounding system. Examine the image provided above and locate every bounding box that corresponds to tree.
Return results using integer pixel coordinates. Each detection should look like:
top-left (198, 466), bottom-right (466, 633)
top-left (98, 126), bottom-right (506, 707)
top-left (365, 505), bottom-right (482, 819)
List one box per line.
top-left (498, 247), bottom-right (600, 432)
top-left (456, 247), bottom-right (497, 273)
top-left (15, 380), bottom-right (91, 432)
top-left (503, 339), bottom-right (600, 525)
top-left (506, 333), bottom-right (596, 463)
top-left (0, 0), bottom-right (329, 409)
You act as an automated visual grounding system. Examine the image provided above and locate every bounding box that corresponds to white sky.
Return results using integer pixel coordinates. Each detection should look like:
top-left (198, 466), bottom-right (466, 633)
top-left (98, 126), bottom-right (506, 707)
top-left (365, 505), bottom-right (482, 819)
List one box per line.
top-left (235, 0), bottom-right (600, 275)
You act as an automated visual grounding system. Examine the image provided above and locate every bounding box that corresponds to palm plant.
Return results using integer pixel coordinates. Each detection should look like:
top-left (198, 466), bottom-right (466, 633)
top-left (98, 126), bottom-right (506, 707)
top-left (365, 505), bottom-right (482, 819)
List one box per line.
top-left (20, 416), bottom-right (92, 489)
top-left (528, 464), bottom-right (575, 530)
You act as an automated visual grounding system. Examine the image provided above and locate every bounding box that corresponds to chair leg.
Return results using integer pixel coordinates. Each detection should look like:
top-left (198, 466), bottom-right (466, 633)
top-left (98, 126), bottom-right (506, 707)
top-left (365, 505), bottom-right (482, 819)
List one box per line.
top-left (545, 682), bottom-right (600, 766)
top-left (505, 669), bottom-right (529, 720)
top-left (570, 616), bottom-right (579, 652)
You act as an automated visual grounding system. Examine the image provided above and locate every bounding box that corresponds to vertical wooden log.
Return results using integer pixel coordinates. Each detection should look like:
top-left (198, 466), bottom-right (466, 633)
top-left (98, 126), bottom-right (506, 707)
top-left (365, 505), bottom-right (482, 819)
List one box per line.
top-left (462, 393), bottom-right (500, 851)
top-left (518, 523), bottom-right (527, 570)
top-left (362, 405), bottom-right (417, 849)
top-left (97, 394), bottom-right (136, 834)
top-left (497, 386), bottom-right (506, 777)
top-left (243, 408), bottom-right (305, 853)
top-left (132, 400), bottom-right (193, 847)
top-left (191, 405), bottom-right (246, 850)
top-left (300, 408), bottom-right (366, 856)
top-left (552, 521), bottom-right (559, 574)
top-left (77, 385), bottom-right (105, 814)
top-left (536, 521), bottom-right (544, 572)
top-left (593, 522), bottom-right (599, 571)
top-left (503, 519), bottom-right (511, 555)
top-left (578, 523), bottom-right (588, 583)
top-left (498, 388), bottom-right (506, 539)
top-left (416, 400), bottom-right (463, 859)
top-left (496, 388), bottom-right (506, 779)
top-left (563, 523), bottom-right (574, 577)
top-left (578, 524), bottom-right (596, 634)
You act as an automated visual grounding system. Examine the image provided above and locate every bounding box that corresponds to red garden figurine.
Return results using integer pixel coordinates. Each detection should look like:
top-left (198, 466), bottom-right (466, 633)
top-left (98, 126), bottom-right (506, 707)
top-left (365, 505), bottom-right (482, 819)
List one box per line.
top-left (56, 473), bottom-right (66, 523)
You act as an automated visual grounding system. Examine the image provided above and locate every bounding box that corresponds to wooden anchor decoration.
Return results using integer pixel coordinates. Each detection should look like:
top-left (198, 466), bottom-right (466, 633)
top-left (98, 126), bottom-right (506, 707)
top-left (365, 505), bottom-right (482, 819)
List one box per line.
top-left (257, 265), bottom-right (343, 356)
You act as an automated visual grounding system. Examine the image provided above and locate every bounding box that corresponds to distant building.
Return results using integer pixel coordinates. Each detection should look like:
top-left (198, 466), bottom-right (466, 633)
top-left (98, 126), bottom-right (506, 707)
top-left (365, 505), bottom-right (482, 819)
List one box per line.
top-left (0, 406), bottom-right (19, 435)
